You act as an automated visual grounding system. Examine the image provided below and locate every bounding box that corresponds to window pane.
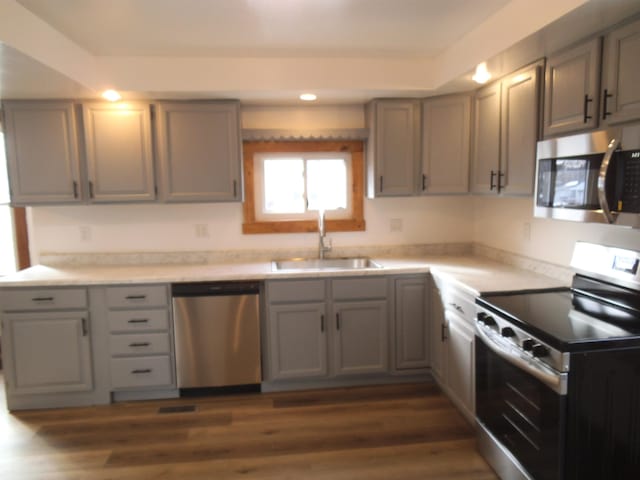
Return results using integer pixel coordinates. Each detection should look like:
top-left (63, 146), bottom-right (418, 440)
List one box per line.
top-left (307, 159), bottom-right (347, 211)
top-left (263, 158), bottom-right (305, 213)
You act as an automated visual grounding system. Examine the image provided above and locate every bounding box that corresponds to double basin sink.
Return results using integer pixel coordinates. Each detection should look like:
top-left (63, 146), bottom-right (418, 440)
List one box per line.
top-left (272, 257), bottom-right (383, 272)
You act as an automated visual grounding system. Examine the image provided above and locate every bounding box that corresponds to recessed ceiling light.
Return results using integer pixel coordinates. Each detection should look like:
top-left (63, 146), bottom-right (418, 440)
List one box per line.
top-left (102, 89), bottom-right (122, 102)
top-left (300, 93), bottom-right (317, 101)
top-left (472, 63), bottom-right (491, 84)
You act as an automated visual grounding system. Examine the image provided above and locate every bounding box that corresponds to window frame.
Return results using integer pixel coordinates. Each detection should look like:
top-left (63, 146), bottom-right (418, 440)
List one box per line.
top-left (242, 140), bottom-right (366, 234)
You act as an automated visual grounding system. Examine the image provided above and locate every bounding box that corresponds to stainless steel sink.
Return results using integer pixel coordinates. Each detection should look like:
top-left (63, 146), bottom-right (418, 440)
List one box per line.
top-left (272, 257), bottom-right (383, 271)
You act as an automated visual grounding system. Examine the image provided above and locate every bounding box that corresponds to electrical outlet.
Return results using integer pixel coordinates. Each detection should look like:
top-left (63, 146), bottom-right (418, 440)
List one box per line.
top-left (79, 225), bottom-right (92, 242)
top-left (195, 224), bottom-right (209, 238)
top-left (390, 218), bottom-right (403, 232)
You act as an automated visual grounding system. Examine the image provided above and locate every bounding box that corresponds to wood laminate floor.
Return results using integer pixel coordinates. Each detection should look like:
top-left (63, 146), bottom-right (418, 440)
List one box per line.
top-left (0, 375), bottom-right (497, 479)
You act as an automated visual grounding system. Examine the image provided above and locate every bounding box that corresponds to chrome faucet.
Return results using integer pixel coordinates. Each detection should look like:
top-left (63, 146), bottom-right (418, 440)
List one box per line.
top-left (318, 210), bottom-right (332, 259)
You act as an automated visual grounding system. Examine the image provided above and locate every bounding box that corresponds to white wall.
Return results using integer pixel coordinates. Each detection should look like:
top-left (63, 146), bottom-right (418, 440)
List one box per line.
top-left (473, 196), bottom-right (640, 266)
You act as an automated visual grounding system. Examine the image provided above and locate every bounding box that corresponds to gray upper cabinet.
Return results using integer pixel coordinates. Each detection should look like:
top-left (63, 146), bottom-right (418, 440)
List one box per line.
top-left (82, 102), bottom-right (156, 202)
top-left (471, 62), bottom-right (541, 196)
top-left (500, 63), bottom-right (541, 195)
top-left (471, 82), bottom-right (501, 194)
top-left (543, 37), bottom-right (602, 137)
top-left (421, 95), bottom-right (471, 194)
top-left (366, 99), bottom-right (421, 197)
top-left (155, 101), bottom-right (242, 202)
top-left (2, 101), bottom-right (82, 204)
top-left (602, 17), bottom-right (640, 125)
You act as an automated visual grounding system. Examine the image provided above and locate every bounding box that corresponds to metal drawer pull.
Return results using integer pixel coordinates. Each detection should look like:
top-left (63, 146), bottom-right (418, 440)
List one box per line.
top-left (336, 313), bottom-right (341, 330)
top-left (128, 318), bottom-right (149, 324)
top-left (583, 94), bottom-right (593, 124)
top-left (81, 318), bottom-right (88, 336)
top-left (602, 89), bottom-right (613, 119)
top-left (125, 295), bottom-right (147, 300)
top-left (320, 314), bottom-right (325, 332)
top-left (32, 296), bottom-right (54, 302)
top-left (129, 342), bottom-right (151, 347)
top-left (489, 170), bottom-right (497, 190)
top-left (131, 369), bottom-right (152, 374)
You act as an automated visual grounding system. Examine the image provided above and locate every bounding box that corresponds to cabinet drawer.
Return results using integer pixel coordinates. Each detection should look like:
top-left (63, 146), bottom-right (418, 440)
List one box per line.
top-left (268, 279), bottom-right (325, 303)
top-left (332, 277), bottom-right (387, 300)
top-left (440, 286), bottom-right (476, 324)
top-left (110, 356), bottom-right (173, 389)
top-left (105, 285), bottom-right (168, 308)
top-left (0, 288), bottom-right (87, 311)
top-left (108, 309), bottom-right (169, 332)
top-left (110, 333), bottom-right (171, 356)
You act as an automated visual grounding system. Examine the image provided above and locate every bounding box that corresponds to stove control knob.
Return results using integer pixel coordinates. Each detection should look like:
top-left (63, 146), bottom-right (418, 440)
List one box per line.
top-left (501, 327), bottom-right (515, 338)
top-left (483, 315), bottom-right (496, 327)
top-left (532, 344), bottom-right (549, 358)
top-left (477, 312), bottom-right (487, 323)
top-left (522, 339), bottom-right (535, 351)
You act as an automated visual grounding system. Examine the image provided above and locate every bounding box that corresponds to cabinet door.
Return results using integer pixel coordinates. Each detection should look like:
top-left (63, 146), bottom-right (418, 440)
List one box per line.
top-left (333, 300), bottom-right (388, 376)
top-left (421, 95), bottom-right (471, 194)
top-left (82, 102), bottom-right (155, 202)
top-left (368, 100), bottom-right (420, 196)
top-left (500, 64), bottom-right (541, 196)
top-left (471, 82), bottom-right (501, 194)
top-left (2, 311), bottom-right (92, 395)
top-left (429, 286), bottom-right (446, 382)
top-left (544, 37), bottom-right (601, 137)
top-left (445, 310), bottom-right (475, 419)
top-left (156, 102), bottom-right (242, 202)
top-left (394, 277), bottom-right (428, 370)
top-left (2, 101), bottom-right (82, 204)
top-left (267, 303), bottom-right (327, 380)
top-left (603, 18), bottom-right (640, 125)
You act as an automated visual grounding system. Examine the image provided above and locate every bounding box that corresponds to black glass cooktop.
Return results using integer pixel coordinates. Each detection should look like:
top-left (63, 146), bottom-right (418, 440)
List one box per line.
top-left (477, 287), bottom-right (640, 352)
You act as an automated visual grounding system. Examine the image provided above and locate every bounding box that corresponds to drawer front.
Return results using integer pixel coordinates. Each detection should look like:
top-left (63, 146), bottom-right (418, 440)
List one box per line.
top-left (332, 277), bottom-right (387, 300)
top-left (0, 288), bottom-right (87, 311)
top-left (110, 356), bottom-right (174, 389)
top-left (108, 309), bottom-right (169, 332)
top-left (268, 279), bottom-right (325, 303)
top-left (105, 285), bottom-right (168, 309)
top-left (440, 286), bottom-right (476, 324)
top-left (110, 333), bottom-right (171, 356)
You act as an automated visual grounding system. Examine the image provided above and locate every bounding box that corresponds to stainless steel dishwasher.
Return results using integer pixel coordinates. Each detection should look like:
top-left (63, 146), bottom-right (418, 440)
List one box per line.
top-left (172, 281), bottom-right (261, 390)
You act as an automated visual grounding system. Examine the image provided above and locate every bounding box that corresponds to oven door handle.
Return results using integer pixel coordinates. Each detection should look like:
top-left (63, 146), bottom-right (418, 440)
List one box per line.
top-left (475, 323), bottom-right (568, 396)
top-left (597, 137), bottom-right (620, 224)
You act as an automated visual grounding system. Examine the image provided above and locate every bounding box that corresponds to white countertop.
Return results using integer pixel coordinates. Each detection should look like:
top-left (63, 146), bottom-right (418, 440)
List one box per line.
top-left (0, 255), bottom-right (568, 294)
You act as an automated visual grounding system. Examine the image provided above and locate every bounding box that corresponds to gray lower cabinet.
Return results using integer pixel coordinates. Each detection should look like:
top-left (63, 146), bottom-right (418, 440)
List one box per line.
top-left (267, 303), bottom-right (327, 380)
top-left (155, 101), bottom-right (242, 202)
top-left (602, 17), bottom-right (640, 125)
top-left (543, 37), bottom-right (602, 137)
top-left (104, 284), bottom-right (176, 395)
top-left (333, 300), bottom-right (388, 376)
top-left (429, 276), bottom-right (476, 423)
top-left (265, 276), bottom-right (391, 383)
top-left (2, 100), bottom-right (83, 204)
top-left (394, 276), bottom-right (429, 370)
top-left (0, 287), bottom-right (99, 409)
top-left (2, 311), bottom-right (92, 395)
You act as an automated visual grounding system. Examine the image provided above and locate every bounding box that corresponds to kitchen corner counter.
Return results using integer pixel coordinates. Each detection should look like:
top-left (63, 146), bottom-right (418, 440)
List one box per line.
top-left (0, 254), bottom-right (569, 293)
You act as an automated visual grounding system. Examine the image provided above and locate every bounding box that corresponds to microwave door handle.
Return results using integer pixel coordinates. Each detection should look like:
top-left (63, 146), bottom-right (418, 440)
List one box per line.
top-left (597, 137), bottom-right (620, 224)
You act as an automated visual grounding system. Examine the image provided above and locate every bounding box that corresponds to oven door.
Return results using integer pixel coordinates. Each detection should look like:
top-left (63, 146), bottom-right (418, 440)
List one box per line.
top-left (475, 336), bottom-right (567, 480)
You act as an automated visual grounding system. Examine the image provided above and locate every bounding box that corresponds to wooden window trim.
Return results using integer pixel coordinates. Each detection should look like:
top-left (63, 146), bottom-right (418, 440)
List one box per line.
top-left (13, 207), bottom-right (30, 270)
top-left (242, 140), bottom-right (366, 234)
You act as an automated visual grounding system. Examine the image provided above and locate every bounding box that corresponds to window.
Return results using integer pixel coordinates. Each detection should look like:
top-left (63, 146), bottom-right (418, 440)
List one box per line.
top-left (242, 141), bottom-right (365, 234)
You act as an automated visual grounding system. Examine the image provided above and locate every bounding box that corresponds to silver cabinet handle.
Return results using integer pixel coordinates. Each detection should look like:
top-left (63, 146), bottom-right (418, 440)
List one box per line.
top-left (598, 137), bottom-right (620, 224)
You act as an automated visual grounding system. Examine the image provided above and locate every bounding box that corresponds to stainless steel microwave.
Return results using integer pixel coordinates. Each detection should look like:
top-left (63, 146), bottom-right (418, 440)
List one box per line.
top-left (535, 126), bottom-right (640, 228)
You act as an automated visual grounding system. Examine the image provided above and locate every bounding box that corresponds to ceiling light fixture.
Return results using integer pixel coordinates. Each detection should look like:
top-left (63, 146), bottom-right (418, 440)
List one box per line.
top-left (102, 89), bottom-right (122, 102)
top-left (299, 93), bottom-right (317, 101)
top-left (472, 63), bottom-right (491, 84)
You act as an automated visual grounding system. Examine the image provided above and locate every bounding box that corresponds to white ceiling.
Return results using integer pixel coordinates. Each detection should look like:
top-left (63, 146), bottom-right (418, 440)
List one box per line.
top-left (1, 0), bottom-right (640, 103)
